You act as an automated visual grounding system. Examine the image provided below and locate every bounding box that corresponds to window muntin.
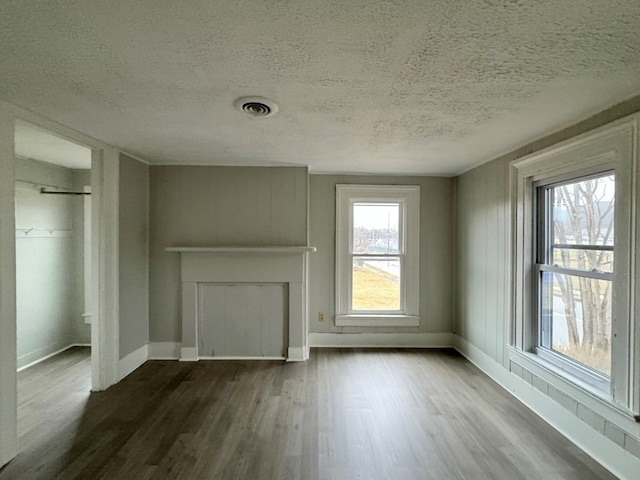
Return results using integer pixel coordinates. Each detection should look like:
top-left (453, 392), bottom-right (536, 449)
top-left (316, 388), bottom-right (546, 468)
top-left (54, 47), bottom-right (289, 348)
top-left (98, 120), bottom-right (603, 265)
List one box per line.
top-left (536, 173), bottom-right (615, 378)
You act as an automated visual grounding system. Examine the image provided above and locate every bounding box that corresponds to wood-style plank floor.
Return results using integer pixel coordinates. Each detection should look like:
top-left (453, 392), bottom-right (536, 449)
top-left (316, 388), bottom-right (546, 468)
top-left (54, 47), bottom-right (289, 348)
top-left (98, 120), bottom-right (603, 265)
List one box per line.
top-left (0, 347), bottom-right (616, 480)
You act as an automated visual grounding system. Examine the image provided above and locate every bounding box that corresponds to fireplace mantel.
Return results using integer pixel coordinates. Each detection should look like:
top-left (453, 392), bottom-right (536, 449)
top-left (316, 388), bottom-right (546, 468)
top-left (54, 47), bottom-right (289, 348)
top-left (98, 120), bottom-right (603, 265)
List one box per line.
top-left (167, 246), bottom-right (316, 362)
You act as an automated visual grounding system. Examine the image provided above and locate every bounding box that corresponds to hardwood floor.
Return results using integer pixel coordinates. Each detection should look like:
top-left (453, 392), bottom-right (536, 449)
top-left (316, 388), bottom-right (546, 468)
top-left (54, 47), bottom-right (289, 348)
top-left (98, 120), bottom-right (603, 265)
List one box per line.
top-left (0, 347), bottom-right (616, 479)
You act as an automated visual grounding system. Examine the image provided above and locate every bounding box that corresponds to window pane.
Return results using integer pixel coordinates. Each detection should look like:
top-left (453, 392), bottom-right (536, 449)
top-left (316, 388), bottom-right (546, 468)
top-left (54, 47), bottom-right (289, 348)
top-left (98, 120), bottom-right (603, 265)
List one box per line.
top-left (540, 271), bottom-right (611, 375)
top-left (352, 257), bottom-right (400, 310)
top-left (353, 203), bottom-right (399, 254)
top-left (551, 248), bottom-right (614, 273)
top-left (551, 174), bottom-right (614, 247)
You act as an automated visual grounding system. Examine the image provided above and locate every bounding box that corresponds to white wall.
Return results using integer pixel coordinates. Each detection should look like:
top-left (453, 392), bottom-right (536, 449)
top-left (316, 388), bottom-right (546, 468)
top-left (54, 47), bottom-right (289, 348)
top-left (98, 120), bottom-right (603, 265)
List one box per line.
top-left (455, 95), bottom-right (640, 474)
top-left (118, 154), bottom-right (149, 359)
top-left (309, 175), bottom-right (455, 335)
top-left (15, 158), bottom-right (90, 369)
top-left (148, 166), bottom-right (308, 343)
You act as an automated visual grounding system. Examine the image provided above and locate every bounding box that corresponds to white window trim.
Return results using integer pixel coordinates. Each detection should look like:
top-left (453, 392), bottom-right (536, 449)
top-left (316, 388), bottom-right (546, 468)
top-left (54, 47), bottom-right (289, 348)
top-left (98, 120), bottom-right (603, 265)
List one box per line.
top-left (510, 114), bottom-right (640, 418)
top-left (335, 185), bottom-right (420, 327)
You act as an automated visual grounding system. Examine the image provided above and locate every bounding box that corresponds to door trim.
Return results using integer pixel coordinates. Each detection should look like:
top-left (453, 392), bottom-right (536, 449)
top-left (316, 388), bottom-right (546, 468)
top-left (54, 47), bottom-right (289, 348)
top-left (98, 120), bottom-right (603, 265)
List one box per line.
top-left (0, 100), bottom-right (121, 468)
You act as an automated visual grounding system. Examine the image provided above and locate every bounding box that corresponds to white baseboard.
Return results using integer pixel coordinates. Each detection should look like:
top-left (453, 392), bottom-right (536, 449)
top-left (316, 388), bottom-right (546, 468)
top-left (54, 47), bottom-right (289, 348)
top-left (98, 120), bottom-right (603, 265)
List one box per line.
top-left (287, 346), bottom-right (309, 362)
top-left (199, 356), bottom-right (286, 361)
top-left (453, 335), bottom-right (640, 480)
top-left (148, 342), bottom-right (180, 359)
top-left (17, 343), bottom-right (89, 372)
top-left (180, 347), bottom-right (198, 362)
top-left (147, 343), bottom-right (305, 361)
top-left (308, 332), bottom-right (454, 348)
top-left (117, 344), bottom-right (148, 381)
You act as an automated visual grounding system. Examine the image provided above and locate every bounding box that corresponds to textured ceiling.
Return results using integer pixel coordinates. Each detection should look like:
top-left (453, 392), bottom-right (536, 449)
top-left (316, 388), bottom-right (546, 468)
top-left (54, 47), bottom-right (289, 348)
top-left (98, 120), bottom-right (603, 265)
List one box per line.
top-left (0, 0), bottom-right (639, 175)
top-left (15, 122), bottom-right (91, 170)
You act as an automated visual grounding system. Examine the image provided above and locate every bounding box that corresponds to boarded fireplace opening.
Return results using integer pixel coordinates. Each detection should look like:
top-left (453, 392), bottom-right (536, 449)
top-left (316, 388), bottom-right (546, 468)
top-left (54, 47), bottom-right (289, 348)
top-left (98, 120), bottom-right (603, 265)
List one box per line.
top-left (197, 283), bottom-right (288, 358)
top-left (168, 246), bottom-right (315, 361)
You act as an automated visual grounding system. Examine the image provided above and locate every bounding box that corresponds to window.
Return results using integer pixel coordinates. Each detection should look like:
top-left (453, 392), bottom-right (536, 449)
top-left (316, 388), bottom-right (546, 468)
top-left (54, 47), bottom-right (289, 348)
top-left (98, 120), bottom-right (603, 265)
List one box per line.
top-left (511, 118), bottom-right (639, 417)
top-left (535, 173), bottom-right (614, 389)
top-left (335, 185), bottom-right (419, 326)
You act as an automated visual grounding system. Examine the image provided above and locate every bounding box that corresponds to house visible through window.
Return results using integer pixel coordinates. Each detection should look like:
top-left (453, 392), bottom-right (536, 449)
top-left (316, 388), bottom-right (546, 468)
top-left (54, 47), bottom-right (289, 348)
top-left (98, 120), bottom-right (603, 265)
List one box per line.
top-left (536, 173), bottom-right (615, 380)
top-left (352, 203), bottom-right (401, 311)
top-left (335, 185), bottom-right (419, 327)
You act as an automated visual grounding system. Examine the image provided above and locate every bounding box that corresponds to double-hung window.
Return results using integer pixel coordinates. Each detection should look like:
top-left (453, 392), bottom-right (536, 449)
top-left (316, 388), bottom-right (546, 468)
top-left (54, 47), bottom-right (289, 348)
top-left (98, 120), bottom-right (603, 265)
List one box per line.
top-left (535, 173), bottom-right (615, 390)
top-left (335, 185), bottom-right (419, 326)
top-left (511, 117), bottom-right (639, 417)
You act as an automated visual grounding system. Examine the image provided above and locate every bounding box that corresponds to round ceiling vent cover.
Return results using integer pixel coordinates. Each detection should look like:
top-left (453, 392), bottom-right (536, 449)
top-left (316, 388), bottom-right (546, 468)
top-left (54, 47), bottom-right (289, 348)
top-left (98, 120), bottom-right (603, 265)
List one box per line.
top-left (234, 96), bottom-right (278, 118)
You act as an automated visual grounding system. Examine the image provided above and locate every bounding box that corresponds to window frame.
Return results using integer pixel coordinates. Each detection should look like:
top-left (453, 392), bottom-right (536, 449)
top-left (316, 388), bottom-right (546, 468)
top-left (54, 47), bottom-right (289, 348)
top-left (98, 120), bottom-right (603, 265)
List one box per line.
top-left (335, 185), bottom-right (420, 327)
top-left (510, 117), bottom-right (639, 417)
top-left (533, 171), bottom-right (615, 392)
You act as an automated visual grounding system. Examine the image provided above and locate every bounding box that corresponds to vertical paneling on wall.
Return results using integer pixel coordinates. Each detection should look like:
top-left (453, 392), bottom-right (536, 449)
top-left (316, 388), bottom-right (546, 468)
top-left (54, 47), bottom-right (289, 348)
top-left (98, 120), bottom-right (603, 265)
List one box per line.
top-left (149, 166), bottom-right (308, 343)
top-left (0, 105), bottom-right (17, 468)
top-left (118, 154), bottom-right (149, 359)
top-left (455, 95), bottom-right (640, 369)
top-left (308, 174), bottom-right (455, 334)
top-left (198, 284), bottom-right (286, 358)
top-left (455, 98), bottom-right (640, 472)
top-left (455, 156), bottom-right (512, 367)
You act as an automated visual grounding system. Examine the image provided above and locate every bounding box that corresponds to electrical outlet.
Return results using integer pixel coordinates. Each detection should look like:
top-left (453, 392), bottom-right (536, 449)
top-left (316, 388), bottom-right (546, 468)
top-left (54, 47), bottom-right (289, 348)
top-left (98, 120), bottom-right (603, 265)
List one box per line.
top-left (318, 312), bottom-right (325, 322)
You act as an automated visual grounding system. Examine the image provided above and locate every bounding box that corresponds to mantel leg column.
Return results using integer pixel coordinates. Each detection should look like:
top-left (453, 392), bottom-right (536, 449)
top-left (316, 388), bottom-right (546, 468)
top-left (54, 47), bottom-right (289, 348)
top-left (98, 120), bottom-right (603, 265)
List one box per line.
top-left (287, 281), bottom-right (307, 361)
top-left (181, 282), bottom-right (198, 361)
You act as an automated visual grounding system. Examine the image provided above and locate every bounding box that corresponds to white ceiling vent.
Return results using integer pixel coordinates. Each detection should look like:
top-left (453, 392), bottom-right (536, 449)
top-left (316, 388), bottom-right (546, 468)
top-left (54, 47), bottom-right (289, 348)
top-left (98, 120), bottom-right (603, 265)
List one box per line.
top-left (234, 96), bottom-right (278, 118)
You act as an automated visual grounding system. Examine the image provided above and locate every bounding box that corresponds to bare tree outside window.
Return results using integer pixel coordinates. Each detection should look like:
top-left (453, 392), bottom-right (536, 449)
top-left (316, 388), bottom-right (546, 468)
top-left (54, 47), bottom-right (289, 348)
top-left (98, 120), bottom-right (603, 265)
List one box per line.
top-left (540, 174), bottom-right (614, 375)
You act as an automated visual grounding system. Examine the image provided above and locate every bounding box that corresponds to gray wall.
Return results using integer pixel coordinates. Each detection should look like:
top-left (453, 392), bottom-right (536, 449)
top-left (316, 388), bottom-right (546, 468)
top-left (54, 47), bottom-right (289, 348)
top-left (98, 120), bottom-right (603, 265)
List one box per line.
top-left (309, 175), bottom-right (454, 334)
top-left (455, 158), bottom-right (510, 364)
top-left (15, 158), bottom-right (89, 368)
top-left (149, 166), bottom-right (308, 343)
top-left (455, 95), bottom-right (640, 461)
top-left (119, 154), bottom-right (149, 358)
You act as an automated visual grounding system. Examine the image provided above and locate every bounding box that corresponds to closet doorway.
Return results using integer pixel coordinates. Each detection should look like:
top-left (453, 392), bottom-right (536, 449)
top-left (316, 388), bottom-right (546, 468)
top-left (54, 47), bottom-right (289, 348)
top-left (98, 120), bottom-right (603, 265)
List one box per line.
top-left (0, 110), bottom-right (120, 468)
top-left (14, 122), bottom-right (93, 373)
top-left (13, 122), bottom-right (95, 450)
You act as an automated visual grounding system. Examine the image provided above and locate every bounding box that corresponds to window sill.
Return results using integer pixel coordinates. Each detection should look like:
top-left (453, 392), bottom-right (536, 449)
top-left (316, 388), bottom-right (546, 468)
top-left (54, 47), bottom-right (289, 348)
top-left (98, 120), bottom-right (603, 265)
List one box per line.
top-left (507, 346), bottom-right (640, 429)
top-left (335, 315), bottom-right (419, 327)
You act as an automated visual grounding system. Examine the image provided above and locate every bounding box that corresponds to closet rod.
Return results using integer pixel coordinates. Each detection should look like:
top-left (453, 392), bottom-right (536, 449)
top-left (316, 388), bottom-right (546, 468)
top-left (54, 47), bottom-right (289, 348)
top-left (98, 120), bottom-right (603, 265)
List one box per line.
top-left (40, 188), bottom-right (91, 196)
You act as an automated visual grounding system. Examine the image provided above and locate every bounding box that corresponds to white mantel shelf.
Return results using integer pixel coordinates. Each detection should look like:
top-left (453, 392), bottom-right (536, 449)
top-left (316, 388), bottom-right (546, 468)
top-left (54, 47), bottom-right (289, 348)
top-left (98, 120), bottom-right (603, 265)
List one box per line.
top-left (166, 246), bottom-right (316, 254)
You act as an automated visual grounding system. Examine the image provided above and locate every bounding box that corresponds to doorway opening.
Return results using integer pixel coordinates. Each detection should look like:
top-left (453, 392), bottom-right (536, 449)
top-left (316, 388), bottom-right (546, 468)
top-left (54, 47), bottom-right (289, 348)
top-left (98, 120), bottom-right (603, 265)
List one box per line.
top-left (15, 121), bottom-right (93, 370)
top-left (13, 121), bottom-right (94, 443)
